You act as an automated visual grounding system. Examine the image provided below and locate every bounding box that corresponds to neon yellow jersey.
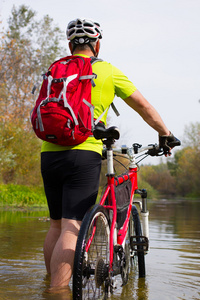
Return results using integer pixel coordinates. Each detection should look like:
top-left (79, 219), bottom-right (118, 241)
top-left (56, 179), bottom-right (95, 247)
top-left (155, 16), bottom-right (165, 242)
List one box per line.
top-left (41, 54), bottom-right (137, 155)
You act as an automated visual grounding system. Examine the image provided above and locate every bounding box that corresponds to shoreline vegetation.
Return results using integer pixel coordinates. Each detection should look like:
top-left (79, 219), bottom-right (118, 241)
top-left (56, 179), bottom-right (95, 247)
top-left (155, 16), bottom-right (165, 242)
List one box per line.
top-left (0, 184), bottom-right (47, 208)
top-left (0, 183), bottom-right (158, 209)
top-left (0, 184), bottom-right (199, 210)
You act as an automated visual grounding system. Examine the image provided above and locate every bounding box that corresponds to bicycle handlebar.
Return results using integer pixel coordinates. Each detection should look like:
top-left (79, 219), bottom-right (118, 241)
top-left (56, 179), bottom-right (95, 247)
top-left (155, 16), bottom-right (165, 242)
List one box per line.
top-left (147, 137), bottom-right (181, 156)
top-left (111, 138), bottom-right (180, 159)
top-left (99, 126), bottom-right (181, 160)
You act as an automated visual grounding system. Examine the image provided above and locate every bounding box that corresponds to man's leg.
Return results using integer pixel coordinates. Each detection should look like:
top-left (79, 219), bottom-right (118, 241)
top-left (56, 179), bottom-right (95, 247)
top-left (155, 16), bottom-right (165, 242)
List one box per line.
top-left (43, 218), bottom-right (61, 274)
top-left (50, 218), bottom-right (81, 287)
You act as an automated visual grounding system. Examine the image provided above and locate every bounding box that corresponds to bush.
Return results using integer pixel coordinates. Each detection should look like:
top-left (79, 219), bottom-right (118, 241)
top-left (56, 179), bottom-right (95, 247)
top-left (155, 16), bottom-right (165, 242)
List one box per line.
top-left (0, 184), bottom-right (47, 207)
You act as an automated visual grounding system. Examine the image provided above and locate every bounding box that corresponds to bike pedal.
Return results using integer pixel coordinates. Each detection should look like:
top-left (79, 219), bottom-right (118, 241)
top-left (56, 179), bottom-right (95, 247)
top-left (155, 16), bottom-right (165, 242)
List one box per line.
top-left (130, 236), bottom-right (149, 252)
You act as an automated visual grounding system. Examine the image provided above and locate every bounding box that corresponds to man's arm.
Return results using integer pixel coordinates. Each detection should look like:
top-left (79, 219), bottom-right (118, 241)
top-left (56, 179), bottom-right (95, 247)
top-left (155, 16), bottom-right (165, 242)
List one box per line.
top-left (124, 89), bottom-right (170, 136)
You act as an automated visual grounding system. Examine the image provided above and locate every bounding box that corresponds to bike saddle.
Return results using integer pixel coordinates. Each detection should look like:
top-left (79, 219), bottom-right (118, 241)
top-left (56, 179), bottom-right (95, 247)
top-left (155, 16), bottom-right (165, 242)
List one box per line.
top-left (93, 126), bottom-right (120, 140)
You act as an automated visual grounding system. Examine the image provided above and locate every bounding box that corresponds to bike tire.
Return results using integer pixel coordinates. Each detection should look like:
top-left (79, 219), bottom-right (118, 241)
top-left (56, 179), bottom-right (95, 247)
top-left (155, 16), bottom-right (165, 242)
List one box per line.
top-left (120, 228), bottom-right (131, 286)
top-left (73, 204), bottom-right (110, 300)
top-left (129, 205), bottom-right (145, 278)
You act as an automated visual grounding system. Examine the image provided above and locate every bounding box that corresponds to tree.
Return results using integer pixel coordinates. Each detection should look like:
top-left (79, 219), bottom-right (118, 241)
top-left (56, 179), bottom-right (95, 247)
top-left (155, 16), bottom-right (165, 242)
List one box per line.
top-left (168, 122), bottom-right (200, 197)
top-left (0, 5), bottom-right (66, 185)
top-left (183, 122), bottom-right (200, 150)
top-left (0, 5), bottom-right (65, 120)
top-left (0, 120), bottom-right (42, 185)
top-left (139, 164), bottom-right (176, 197)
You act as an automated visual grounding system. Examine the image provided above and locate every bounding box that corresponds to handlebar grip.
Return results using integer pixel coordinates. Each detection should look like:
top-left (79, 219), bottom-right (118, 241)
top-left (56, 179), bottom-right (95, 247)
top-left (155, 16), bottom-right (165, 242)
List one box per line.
top-left (148, 136), bottom-right (181, 156)
top-left (147, 145), bottom-right (162, 156)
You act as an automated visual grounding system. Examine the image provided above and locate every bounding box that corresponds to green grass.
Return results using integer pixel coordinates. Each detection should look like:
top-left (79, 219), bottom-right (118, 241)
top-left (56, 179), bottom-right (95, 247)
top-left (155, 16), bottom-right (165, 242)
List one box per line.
top-left (0, 179), bottom-right (159, 209)
top-left (0, 184), bottom-right (47, 208)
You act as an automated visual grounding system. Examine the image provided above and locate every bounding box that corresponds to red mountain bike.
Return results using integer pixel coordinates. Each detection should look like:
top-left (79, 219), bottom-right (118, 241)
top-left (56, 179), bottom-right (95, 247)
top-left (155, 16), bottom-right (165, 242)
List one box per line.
top-left (73, 126), bottom-right (180, 299)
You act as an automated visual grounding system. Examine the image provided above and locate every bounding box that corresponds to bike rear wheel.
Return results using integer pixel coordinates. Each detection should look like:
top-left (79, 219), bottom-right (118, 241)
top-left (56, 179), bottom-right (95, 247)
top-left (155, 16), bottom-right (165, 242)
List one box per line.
top-left (73, 204), bottom-right (110, 300)
top-left (129, 205), bottom-right (145, 277)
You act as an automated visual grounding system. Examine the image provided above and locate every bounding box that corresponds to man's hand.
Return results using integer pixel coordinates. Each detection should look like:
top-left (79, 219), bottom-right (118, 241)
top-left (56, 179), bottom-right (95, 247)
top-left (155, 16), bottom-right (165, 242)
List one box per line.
top-left (159, 132), bottom-right (181, 156)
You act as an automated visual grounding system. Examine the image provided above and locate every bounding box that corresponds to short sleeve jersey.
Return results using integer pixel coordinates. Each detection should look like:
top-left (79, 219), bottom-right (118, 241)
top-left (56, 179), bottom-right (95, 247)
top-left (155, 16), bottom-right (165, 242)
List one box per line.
top-left (41, 54), bottom-right (137, 155)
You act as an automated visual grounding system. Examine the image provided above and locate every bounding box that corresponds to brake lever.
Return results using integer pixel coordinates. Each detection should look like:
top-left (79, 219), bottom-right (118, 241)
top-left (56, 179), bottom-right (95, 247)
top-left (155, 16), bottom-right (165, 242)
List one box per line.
top-left (147, 144), bottom-right (163, 156)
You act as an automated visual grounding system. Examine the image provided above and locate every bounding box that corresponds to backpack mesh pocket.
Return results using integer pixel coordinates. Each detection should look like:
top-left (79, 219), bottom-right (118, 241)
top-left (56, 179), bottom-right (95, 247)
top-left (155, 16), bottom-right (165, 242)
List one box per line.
top-left (115, 180), bottom-right (132, 229)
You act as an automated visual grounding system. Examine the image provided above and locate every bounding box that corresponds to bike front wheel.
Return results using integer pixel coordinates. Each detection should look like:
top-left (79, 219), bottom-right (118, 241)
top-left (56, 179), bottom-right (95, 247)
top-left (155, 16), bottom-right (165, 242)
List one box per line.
top-left (129, 205), bottom-right (146, 277)
top-left (73, 204), bottom-right (110, 300)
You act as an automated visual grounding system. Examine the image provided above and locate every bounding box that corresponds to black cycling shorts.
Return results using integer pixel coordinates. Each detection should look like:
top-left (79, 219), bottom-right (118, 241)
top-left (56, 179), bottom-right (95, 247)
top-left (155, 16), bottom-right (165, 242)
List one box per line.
top-left (41, 150), bottom-right (102, 221)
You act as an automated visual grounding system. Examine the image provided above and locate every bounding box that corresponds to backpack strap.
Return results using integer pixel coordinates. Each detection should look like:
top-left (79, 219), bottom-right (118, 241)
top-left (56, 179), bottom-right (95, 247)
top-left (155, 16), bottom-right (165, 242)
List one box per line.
top-left (94, 101), bottom-right (120, 127)
top-left (62, 75), bottom-right (79, 125)
top-left (48, 72), bottom-right (79, 126)
top-left (79, 74), bottom-right (97, 81)
top-left (78, 57), bottom-right (101, 86)
top-left (90, 57), bottom-right (120, 118)
top-left (111, 102), bottom-right (120, 117)
top-left (83, 99), bottom-right (95, 129)
top-left (90, 57), bottom-right (103, 65)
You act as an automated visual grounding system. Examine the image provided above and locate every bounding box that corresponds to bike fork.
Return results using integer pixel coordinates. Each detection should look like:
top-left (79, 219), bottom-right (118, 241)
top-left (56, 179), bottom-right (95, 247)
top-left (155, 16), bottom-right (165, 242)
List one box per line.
top-left (134, 188), bottom-right (149, 244)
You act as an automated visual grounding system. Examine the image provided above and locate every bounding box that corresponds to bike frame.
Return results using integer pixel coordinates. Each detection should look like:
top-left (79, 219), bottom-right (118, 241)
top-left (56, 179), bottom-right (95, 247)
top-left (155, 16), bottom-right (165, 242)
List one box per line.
top-left (84, 140), bottom-right (154, 275)
top-left (85, 143), bottom-right (148, 272)
top-left (99, 146), bottom-right (139, 270)
top-left (73, 126), bottom-right (180, 299)
top-left (99, 169), bottom-right (137, 270)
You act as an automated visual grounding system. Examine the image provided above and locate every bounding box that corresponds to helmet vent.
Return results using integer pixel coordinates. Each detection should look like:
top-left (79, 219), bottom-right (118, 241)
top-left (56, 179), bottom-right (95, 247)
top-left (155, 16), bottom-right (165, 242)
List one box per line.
top-left (66, 18), bottom-right (102, 41)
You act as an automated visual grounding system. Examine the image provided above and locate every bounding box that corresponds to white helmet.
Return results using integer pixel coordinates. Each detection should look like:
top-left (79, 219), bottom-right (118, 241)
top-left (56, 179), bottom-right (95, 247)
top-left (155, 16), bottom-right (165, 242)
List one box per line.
top-left (66, 18), bottom-right (102, 42)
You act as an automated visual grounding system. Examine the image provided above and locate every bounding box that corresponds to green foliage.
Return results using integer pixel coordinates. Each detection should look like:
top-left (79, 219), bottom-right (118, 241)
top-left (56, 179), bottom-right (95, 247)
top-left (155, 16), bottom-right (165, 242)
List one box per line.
top-left (34, 14), bottom-right (66, 73)
top-left (0, 119), bottom-right (42, 185)
top-left (136, 122), bottom-right (200, 199)
top-left (7, 5), bottom-right (36, 40)
top-left (139, 164), bottom-right (176, 197)
top-left (168, 147), bottom-right (200, 197)
top-left (0, 4), bottom-right (66, 118)
top-left (137, 178), bottom-right (159, 199)
top-left (183, 122), bottom-right (200, 150)
top-left (168, 122), bottom-right (200, 198)
top-left (0, 5), bottom-right (66, 186)
top-left (0, 184), bottom-right (47, 207)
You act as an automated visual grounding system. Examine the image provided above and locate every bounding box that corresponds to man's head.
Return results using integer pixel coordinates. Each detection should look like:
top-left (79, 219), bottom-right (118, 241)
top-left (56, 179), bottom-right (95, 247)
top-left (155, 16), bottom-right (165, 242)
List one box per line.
top-left (66, 18), bottom-right (102, 57)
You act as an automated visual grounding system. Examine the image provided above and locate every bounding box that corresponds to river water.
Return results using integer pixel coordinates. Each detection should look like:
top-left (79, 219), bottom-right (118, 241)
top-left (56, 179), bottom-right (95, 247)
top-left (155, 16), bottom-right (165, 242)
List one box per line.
top-left (0, 199), bottom-right (200, 300)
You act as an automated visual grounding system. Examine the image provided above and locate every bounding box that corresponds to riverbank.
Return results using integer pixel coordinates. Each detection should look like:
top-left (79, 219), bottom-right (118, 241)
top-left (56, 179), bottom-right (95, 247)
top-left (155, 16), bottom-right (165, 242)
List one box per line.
top-left (0, 184), bottom-right (47, 208)
top-left (0, 183), bottom-right (198, 209)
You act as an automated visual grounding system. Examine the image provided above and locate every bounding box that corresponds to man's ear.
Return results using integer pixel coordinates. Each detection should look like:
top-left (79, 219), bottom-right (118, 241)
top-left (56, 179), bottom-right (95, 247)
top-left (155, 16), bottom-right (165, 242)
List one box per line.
top-left (69, 42), bottom-right (73, 54)
top-left (95, 40), bottom-right (100, 56)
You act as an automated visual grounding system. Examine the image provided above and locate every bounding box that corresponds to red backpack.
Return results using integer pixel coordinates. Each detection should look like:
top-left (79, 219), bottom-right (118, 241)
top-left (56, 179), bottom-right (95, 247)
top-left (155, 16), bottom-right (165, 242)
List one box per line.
top-left (31, 55), bottom-right (101, 146)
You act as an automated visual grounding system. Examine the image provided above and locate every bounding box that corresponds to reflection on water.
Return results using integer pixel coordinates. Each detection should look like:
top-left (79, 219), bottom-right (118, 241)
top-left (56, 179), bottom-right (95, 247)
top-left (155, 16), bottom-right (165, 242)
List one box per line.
top-left (146, 199), bottom-right (200, 300)
top-left (0, 200), bottom-right (200, 300)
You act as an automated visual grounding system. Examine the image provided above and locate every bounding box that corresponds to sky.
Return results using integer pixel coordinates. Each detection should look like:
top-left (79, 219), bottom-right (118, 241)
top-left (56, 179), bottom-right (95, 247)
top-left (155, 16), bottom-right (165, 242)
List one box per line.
top-left (1, 0), bottom-right (200, 164)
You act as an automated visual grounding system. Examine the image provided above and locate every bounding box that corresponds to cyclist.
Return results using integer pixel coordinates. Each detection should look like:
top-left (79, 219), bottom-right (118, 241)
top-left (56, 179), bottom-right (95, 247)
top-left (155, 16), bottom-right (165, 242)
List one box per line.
top-left (41, 18), bottom-right (178, 288)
